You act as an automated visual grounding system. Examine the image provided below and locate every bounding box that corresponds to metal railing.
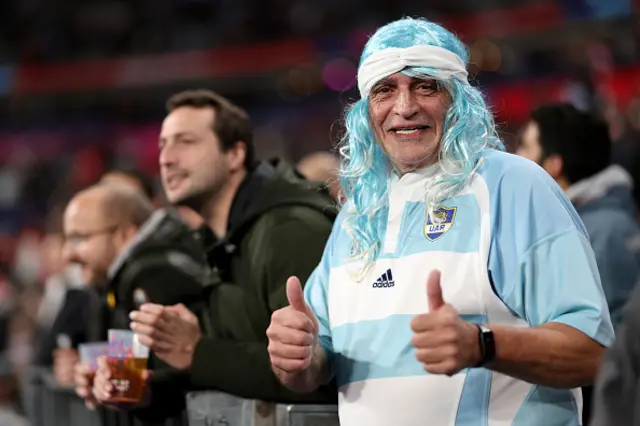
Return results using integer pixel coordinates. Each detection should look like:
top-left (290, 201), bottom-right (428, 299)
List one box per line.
top-left (22, 368), bottom-right (339, 426)
top-left (22, 367), bottom-right (103, 426)
top-left (185, 392), bottom-right (339, 426)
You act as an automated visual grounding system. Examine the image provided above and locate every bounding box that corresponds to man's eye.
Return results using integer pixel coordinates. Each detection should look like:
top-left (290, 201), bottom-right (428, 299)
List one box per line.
top-left (417, 83), bottom-right (436, 91)
top-left (374, 86), bottom-right (391, 94)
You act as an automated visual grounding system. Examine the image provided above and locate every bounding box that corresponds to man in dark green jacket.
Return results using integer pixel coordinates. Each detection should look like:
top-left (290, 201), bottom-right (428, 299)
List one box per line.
top-left (91, 89), bottom-right (337, 419)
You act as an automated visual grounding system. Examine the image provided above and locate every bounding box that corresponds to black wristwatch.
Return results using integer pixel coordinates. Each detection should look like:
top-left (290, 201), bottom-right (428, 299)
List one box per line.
top-left (474, 324), bottom-right (496, 367)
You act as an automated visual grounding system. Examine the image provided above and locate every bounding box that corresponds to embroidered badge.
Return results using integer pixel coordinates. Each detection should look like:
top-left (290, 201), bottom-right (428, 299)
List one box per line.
top-left (424, 206), bottom-right (457, 241)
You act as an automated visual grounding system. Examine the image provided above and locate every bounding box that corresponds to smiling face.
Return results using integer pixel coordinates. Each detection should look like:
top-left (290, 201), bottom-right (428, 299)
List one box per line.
top-left (368, 72), bottom-right (450, 174)
top-left (158, 106), bottom-right (230, 209)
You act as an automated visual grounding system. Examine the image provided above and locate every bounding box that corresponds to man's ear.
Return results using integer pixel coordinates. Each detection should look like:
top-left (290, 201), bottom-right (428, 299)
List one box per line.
top-left (226, 141), bottom-right (247, 172)
top-left (542, 154), bottom-right (564, 180)
top-left (115, 224), bottom-right (138, 247)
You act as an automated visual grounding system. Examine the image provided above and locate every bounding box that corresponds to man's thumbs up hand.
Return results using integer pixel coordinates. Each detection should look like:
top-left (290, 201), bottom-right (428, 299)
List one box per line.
top-left (410, 270), bottom-right (482, 376)
top-left (267, 276), bottom-right (319, 374)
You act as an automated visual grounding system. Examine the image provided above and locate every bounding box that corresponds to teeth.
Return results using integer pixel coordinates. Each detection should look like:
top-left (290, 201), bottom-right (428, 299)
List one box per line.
top-left (396, 128), bottom-right (419, 134)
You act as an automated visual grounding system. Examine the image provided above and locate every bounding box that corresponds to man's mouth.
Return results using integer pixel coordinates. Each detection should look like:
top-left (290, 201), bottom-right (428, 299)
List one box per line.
top-left (391, 125), bottom-right (429, 136)
top-left (165, 173), bottom-right (188, 190)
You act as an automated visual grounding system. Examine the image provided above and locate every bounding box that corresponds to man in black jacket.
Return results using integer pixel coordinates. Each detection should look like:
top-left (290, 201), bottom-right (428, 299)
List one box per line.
top-left (65, 183), bottom-right (207, 424)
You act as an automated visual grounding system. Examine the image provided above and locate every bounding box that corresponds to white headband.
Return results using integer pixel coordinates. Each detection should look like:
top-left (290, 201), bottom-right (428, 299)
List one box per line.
top-left (357, 45), bottom-right (468, 98)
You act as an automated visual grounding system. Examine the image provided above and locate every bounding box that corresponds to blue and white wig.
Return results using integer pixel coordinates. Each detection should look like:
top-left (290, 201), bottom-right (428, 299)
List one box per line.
top-left (339, 17), bottom-right (504, 276)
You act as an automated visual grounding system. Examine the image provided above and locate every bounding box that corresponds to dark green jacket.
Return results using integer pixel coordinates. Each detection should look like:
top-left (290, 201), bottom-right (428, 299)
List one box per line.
top-left (189, 159), bottom-right (338, 403)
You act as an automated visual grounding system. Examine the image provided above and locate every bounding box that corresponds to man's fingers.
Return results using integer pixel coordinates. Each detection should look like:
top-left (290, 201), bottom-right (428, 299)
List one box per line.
top-left (411, 329), bottom-right (458, 348)
top-left (266, 326), bottom-right (314, 346)
top-left (166, 303), bottom-right (195, 320)
top-left (161, 308), bottom-right (198, 331)
top-left (410, 313), bottom-right (438, 333)
top-left (93, 377), bottom-right (113, 402)
top-left (427, 270), bottom-right (444, 312)
top-left (136, 334), bottom-right (155, 349)
top-left (270, 355), bottom-right (312, 373)
top-left (95, 387), bottom-right (112, 402)
top-left (415, 344), bottom-right (460, 364)
top-left (268, 342), bottom-right (313, 360)
top-left (130, 321), bottom-right (160, 338)
top-left (75, 373), bottom-right (89, 387)
top-left (76, 385), bottom-right (90, 399)
top-left (74, 362), bottom-right (90, 375)
top-left (139, 303), bottom-right (164, 315)
top-left (136, 334), bottom-right (173, 352)
top-left (411, 305), bottom-right (459, 333)
top-left (129, 311), bottom-right (170, 332)
top-left (271, 309), bottom-right (314, 333)
top-left (422, 359), bottom-right (460, 376)
top-left (96, 356), bottom-right (109, 370)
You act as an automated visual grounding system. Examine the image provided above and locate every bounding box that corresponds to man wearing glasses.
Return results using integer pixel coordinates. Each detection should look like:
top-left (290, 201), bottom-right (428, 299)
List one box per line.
top-left (63, 183), bottom-right (206, 421)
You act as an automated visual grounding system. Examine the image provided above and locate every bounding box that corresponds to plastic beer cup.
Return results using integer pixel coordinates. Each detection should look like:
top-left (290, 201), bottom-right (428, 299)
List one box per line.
top-left (107, 329), bottom-right (149, 403)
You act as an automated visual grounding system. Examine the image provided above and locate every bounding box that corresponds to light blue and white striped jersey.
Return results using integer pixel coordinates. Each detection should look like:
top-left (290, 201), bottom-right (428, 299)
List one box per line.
top-left (304, 149), bottom-right (614, 426)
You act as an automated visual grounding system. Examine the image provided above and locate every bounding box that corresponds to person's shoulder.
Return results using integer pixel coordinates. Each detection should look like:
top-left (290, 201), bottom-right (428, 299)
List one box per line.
top-left (479, 149), bottom-right (555, 182)
top-left (256, 204), bottom-right (336, 237)
top-left (254, 180), bottom-right (338, 228)
top-left (477, 150), bottom-right (588, 237)
top-left (477, 149), bottom-right (563, 195)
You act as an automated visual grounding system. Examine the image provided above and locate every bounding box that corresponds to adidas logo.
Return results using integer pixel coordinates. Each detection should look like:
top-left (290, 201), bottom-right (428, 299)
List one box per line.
top-left (372, 269), bottom-right (395, 288)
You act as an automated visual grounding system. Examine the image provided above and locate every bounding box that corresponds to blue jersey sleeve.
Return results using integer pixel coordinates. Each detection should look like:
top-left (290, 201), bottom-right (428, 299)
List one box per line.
top-left (482, 153), bottom-right (614, 346)
top-left (304, 210), bottom-right (345, 378)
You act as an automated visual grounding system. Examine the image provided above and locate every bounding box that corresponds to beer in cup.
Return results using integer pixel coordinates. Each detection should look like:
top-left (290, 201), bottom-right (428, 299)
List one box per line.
top-left (107, 329), bottom-right (149, 403)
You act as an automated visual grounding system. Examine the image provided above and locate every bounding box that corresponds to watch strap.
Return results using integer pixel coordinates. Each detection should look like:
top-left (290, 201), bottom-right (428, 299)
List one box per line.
top-left (474, 324), bottom-right (495, 367)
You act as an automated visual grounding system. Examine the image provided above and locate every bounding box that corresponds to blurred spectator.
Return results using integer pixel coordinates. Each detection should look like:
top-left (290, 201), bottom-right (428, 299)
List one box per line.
top-left (608, 100), bottom-right (640, 211)
top-left (517, 103), bottom-right (640, 329)
top-left (296, 151), bottom-right (342, 201)
top-left (590, 282), bottom-right (640, 426)
top-left (517, 103), bottom-right (635, 426)
top-left (32, 203), bottom-right (86, 376)
top-left (100, 167), bottom-right (158, 202)
top-left (65, 183), bottom-right (207, 420)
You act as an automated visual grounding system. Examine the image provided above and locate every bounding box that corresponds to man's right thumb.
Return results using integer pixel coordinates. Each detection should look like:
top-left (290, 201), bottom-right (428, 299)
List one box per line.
top-left (286, 276), bottom-right (307, 312)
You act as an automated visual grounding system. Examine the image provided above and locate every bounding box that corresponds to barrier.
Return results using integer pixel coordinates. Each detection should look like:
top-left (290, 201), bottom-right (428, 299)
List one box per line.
top-left (22, 367), bottom-right (184, 426)
top-left (22, 367), bottom-right (102, 426)
top-left (22, 368), bottom-right (340, 426)
top-left (185, 392), bottom-right (339, 426)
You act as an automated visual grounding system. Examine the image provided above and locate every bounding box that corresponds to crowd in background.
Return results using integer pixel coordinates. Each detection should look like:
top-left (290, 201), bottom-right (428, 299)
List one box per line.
top-left (1, 1), bottom-right (640, 424)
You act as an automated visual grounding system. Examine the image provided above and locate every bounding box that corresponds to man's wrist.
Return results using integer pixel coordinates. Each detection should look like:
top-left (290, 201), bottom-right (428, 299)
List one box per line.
top-left (473, 324), bottom-right (496, 368)
top-left (181, 336), bottom-right (201, 370)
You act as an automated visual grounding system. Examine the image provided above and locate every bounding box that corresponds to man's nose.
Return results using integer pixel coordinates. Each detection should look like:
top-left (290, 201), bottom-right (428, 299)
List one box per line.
top-left (391, 90), bottom-right (419, 118)
top-left (62, 241), bottom-right (77, 263)
top-left (159, 144), bottom-right (177, 168)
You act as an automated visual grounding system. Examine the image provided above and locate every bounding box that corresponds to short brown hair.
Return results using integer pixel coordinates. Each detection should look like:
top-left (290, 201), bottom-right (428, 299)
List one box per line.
top-left (166, 89), bottom-right (255, 168)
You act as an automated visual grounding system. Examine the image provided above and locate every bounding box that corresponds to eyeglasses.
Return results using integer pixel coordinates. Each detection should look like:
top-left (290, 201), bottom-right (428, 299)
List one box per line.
top-left (65, 224), bottom-right (120, 246)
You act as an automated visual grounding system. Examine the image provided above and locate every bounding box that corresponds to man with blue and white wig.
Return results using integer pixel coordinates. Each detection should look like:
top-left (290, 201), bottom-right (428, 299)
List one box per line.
top-left (266, 17), bottom-right (613, 425)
